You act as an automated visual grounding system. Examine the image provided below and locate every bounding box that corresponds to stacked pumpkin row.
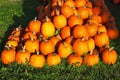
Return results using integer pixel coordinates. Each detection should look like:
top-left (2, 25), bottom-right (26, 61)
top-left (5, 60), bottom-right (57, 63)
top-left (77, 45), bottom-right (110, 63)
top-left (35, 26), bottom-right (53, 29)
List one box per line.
top-left (1, 0), bottom-right (119, 68)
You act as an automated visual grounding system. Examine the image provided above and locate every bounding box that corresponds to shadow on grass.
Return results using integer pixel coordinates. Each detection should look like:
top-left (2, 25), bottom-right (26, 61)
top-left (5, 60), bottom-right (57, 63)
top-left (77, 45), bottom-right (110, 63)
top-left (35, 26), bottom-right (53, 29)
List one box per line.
top-left (0, 0), bottom-right (45, 52)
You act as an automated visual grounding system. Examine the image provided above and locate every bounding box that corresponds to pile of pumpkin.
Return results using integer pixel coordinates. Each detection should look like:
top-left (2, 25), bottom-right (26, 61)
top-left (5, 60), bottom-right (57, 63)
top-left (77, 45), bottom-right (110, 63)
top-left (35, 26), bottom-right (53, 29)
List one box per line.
top-left (1, 0), bottom-right (119, 68)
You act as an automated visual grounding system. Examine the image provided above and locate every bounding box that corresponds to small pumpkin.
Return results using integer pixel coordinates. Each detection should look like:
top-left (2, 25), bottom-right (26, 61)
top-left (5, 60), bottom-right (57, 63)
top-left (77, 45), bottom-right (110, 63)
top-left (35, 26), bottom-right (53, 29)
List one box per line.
top-left (101, 47), bottom-right (118, 64)
top-left (94, 32), bottom-right (110, 47)
top-left (58, 42), bottom-right (73, 58)
top-left (73, 38), bottom-right (88, 56)
top-left (61, 5), bottom-right (74, 18)
top-left (83, 50), bottom-right (100, 66)
top-left (85, 21), bottom-right (98, 37)
top-left (72, 24), bottom-right (88, 39)
top-left (28, 17), bottom-right (41, 33)
top-left (1, 45), bottom-right (16, 64)
top-left (15, 46), bottom-right (31, 64)
top-left (25, 38), bottom-right (39, 53)
top-left (46, 53), bottom-right (61, 66)
top-left (41, 16), bottom-right (55, 38)
top-left (68, 54), bottom-right (83, 66)
top-left (40, 39), bottom-right (55, 55)
top-left (53, 11), bottom-right (67, 29)
top-left (68, 14), bottom-right (83, 28)
top-left (60, 26), bottom-right (71, 39)
top-left (6, 40), bottom-right (18, 48)
top-left (30, 51), bottom-right (45, 68)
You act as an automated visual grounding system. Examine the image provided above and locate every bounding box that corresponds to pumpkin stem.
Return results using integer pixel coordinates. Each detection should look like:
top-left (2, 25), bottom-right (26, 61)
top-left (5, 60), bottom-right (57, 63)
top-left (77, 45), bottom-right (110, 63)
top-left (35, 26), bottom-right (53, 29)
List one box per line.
top-left (34, 17), bottom-right (37, 21)
top-left (81, 37), bottom-right (85, 41)
top-left (89, 20), bottom-right (92, 26)
top-left (36, 51), bottom-right (40, 55)
top-left (90, 50), bottom-right (93, 55)
top-left (109, 47), bottom-right (114, 51)
top-left (22, 46), bottom-right (26, 52)
top-left (32, 31), bottom-right (36, 35)
top-left (45, 16), bottom-right (49, 22)
top-left (5, 44), bottom-right (10, 50)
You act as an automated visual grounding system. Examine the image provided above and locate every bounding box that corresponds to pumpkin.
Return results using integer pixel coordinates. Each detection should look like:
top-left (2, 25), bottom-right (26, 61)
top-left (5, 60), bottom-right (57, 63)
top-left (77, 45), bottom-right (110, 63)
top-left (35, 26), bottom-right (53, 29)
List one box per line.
top-left (41, 16), bottom-right (55, 38)
top-left (92, 6), bottom-right (102, 15)
top-left (73, 38), bottom-right (88, 56)
top-left (15, 46), bottom-right (31, 64)
top-left (53, 11), bottom-right (67, 29)
top-left (30, 51), bottom-right (45, 68)
top-left (23, 31), bottom-right (37, 40)
top-left (65, 36), bottom-right (75, 45)
top-left (50, 34), bottom-right (62, 47)
top-left (25, 38), bottom-right (39, 53)
top-left (83, 50), bottom-right (99, 66)
top-left (28, 17), bottom-right (41, 33)
top-left (61, 5), bottom-right (74, 18)
top-left (58, 42), bottom-right (73, 58)
top-left (107, 27), bottom-right (119, 40)
top-left (11, 26), bottom-right (23, 37)
top-left (46, 53), bottom-right (61, 66)
top-left (75, 0), bottom-right (86, 8)
top-left (1, 45), bottom-right (16, 64)
top-left (72, 25), bottom-right (88, 39)
top-left (77, 7), bottom-right (89, 19)
top-left (94, 32), bottom-right (110, 47)
top-left (101, 47), bottom-right (118, 64)
top-left (40, 39), bottom-right (55, 55)
top-left (68, 54), bottom-right (83, 66)
top-left (6, 40), bottom-right (18, 48)
top-left (60, 26), bottom-right (71, 39)
top-left (97, 24), bottom-right (107, 33)
top-left (8, 34), bottom-right (20, 42)
top-left (64, 0), bottom-right (75, 8)
top-left (68, 14), bottom-right (83, 28)
top-left (85, 21), bottom-right (98, 37)
top-left (86, 38), bottom-right (95, 52)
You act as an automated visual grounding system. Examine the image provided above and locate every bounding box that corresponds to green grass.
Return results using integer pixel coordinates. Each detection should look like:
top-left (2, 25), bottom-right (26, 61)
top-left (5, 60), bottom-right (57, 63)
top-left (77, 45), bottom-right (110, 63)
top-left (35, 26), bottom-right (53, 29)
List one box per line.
top-left (0, 0), bottom-right (120, 80)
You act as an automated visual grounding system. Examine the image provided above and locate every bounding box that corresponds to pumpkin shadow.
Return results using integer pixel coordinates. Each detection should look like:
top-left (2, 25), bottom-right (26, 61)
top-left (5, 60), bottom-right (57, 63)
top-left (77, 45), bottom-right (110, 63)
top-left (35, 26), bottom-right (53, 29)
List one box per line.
top-left (0, 0), bottom-right (44, 53)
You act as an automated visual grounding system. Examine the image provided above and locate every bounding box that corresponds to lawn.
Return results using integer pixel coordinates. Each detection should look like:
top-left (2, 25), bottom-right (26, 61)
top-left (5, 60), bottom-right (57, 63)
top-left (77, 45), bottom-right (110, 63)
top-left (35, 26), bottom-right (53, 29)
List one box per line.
top-left (0, 0), bottom-right (120, 80)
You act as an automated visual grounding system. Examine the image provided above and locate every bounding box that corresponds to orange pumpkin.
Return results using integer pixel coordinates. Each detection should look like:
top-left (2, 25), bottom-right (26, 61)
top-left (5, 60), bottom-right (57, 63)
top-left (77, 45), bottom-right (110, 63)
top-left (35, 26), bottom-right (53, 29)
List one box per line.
top-left (28, 17), bottom-right (41, 33)
top-left (77, 7), bottom-right (89, 19)
top-left (75, 0), bottom-right (86, 8)
top-left (46, 53), bottom-right (61, 66)
top-left (73, 38), bottom-right (88, 56)
top-left (58, 42), bottom-right (73, 58)
top-left (92, 6), bottom-right (102, 15)
top-left (68, 14), bottom-right (83, 28)
top-left (85, 21), bottom-right (98, 37)
top-left (40, 40), bottom-right (55, 55)
top-left (25, 38), bottom-right (39, 53)
top-left (6, 40), bottom-right (18, 48)
top-left (1, 45), bottom-right (16, 64)
top-left (15, 46), bottom-right (31, 64)
top-left (41, 16), bottom-right (55, 38)
top-left (72, 25), bottom-right (88, 39)
top-left (94, 32), bottom-right (110, 47)
top-left (53, 12), bottom-right (67, 29)
top-left (68, 54), bottom-right (83, 66)
top-left (101, 47), bottom-right (118, 64)
top-left (30, 51), bottom-right (45, 68)
top-left (60, 26), bottom-right (71, 39)
top-left (23, 31), bottom-right (37, 40)
top-left (83, 51), bottom-right (99, 66)
top-left (61, 5), bottom-right (74, 18)
top-left (107, 27), bottom-right (119, 40)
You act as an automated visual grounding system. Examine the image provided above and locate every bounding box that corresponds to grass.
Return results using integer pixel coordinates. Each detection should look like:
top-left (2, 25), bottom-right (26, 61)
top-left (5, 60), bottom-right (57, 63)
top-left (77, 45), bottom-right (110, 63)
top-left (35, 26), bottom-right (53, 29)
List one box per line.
top-left (0, 0), bottom-right (120, 80)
